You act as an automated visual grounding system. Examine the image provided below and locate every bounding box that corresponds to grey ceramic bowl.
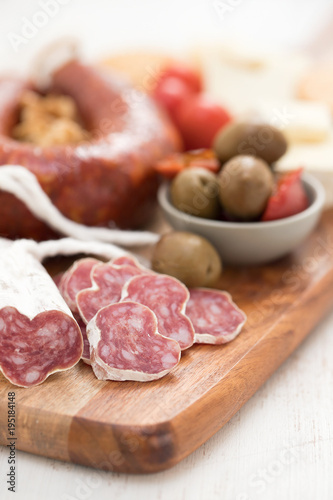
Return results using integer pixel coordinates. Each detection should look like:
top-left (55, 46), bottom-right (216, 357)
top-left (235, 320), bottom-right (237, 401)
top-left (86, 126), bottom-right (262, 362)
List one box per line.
top-left (158, 173), bottom-right (325, 266)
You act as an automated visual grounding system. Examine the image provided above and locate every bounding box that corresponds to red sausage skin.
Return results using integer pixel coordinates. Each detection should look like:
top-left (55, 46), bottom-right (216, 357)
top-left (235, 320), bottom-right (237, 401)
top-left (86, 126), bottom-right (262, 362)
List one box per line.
top-left (0, 61), bottom-right (181, 240)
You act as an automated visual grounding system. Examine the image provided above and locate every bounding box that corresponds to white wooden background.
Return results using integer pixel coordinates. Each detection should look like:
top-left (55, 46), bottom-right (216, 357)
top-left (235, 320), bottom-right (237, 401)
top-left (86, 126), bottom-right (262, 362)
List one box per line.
top-left (0, 1), bottom-right (333, 499)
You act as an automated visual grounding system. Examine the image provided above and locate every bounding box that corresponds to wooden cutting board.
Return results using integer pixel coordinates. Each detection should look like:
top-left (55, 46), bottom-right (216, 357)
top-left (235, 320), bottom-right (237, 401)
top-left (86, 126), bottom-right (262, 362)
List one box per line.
top-left (1, 209), bottom-right (333, 474)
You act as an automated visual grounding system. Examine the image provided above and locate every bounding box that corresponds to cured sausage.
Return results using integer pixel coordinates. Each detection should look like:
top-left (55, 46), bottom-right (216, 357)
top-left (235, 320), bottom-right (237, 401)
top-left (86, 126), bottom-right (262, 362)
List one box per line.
top-left (59, 257), bottom-right (101, 313)
top-left (112, 255), bottom-right (143, 269)
top-left (186, 288), bottom-right (246, 344)
top-left (0, 242), bottom-right (83, 387)
top-left (87, 301), bottom-right (181, 382)
top-left (121, 274), bottom-right (195, 350)
top-left (77, 263), bottom-right (146, 323)
top-left (0, 60), bottom-right (180, 240)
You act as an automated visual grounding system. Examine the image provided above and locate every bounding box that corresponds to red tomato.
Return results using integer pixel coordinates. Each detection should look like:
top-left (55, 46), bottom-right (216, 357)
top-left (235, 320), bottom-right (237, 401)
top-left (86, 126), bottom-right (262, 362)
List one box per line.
top-left (155, 149), bottom-right (220, 179)
top-left (152, 76), bottom-right (195, 122)
top-left (175, 94), bottom-right (232, 150)
top-left (261, 168), bottom-right (309, 221)
top-left (159, 64), bottom-right (202, 93)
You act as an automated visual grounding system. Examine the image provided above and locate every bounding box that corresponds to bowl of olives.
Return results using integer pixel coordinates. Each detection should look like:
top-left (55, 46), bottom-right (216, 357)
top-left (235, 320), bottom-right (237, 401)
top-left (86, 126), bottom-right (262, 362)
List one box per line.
top-left (158, 148), bottom-right (325, 265)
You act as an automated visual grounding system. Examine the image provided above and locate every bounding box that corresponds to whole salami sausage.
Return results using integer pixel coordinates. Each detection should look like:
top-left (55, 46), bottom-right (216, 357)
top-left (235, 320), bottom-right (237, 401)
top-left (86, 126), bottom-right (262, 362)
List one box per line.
top-left (0, 242), bottom-right (83, 387)
top-left (186, 288), bottom-right (246, 344)
top-left (87, 301), bottom-right (181, 382)
top-left (121, 274), bottom-right (195, 350)
top-left (0, 60), bottom-right (180, 240)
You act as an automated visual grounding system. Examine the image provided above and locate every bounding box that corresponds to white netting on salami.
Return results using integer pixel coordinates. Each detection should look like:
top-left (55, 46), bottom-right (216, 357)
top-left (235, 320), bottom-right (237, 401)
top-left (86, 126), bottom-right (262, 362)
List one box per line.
top-left (34, 237), bottom-right (130, 262)
top-left (87, 301), bottom-right (181, 382)
top-left (121, 274), bottom-right (195, 350)
top-left (0, 238), bottom-right (13, 250)
top-left (77, 264), bottom-right (146, 323)
top-left (186, 288), bottom-right (246, 344)
top-left (0, 236), bottom-right (138, 265)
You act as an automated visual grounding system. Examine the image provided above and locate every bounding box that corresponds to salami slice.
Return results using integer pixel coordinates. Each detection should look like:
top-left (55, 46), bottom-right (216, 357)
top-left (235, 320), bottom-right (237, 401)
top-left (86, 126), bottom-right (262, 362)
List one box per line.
top-left (186, 288), bottom-right (247, 344)
top-left (77, 263), bottom-right (146, 323)
top-left (121, 274), bottom-right (195, 350)
top-left (87, 301), bottom-right (181, 381)
top-left (0, 243), bottom-right (83, 387)
top-left (112, 255), bottom-right (143, 269)
top-left (58, 258), bottom-right (101, 313)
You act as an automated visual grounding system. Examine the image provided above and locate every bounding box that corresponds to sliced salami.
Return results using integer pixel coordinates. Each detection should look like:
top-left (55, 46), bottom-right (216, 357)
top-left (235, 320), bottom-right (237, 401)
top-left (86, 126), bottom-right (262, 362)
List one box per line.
top-left (186, 288), bottom-right (247, 344)
top-left (112, 255), bottom-right (143, 269)
top-left (59, 257), bottom-right (101, 313)
top-left (121, 274), bottom-right (195, 350)
top-left (0, 243), bottom-right (83, 387)
top-left (77, 263), bottom-right (146, 323)
top-left (87, 301), bottom-right (181, 381)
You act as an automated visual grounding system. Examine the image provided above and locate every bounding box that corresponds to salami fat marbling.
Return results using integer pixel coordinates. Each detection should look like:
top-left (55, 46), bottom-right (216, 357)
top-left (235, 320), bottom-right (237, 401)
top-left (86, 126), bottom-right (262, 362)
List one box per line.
top-left (77, 263), bottom-right (147, 323)
top-left (87, 301), bottom-right (181, 381)
top-left (186, 288), bottom-right (246, 344)
top-left (121, 274), bottom-right (195, 350)
top-left (59, 257), bottom-right (101, 313)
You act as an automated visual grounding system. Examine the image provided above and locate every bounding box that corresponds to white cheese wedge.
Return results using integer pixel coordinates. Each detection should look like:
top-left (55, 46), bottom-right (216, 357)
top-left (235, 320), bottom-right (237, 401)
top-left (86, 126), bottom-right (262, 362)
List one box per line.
top-left (254, 100), bottom-right (331, 143)
top-left (195, 43), bottom-right (311, 115)
top-left (277, 133), bottom-right (333, 172)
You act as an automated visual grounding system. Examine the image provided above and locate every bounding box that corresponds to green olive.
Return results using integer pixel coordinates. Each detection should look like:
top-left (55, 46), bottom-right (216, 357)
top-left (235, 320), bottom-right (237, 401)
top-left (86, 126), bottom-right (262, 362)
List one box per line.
top-left (171, 167), bottom-right (219, 219)
top-left (213, 121), bottom-right (288, 165)
top-left (218, 155), bottom-right (274, 219)
top-left (152, 231), bottom-right (222, 287)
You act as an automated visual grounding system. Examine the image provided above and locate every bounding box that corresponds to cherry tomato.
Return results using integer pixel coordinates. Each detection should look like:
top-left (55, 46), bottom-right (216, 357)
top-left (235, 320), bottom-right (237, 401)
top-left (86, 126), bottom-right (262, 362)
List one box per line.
top-left (155, 149), bottom-right (220, 179)
top-left (152, 76), bottom-right (195, 122)
top-left (158, 64), bottom-right (202, 94)
top-left (175, 94), bottom-right (232, 150)
top-left (261, 168), bottom-right (309, 221)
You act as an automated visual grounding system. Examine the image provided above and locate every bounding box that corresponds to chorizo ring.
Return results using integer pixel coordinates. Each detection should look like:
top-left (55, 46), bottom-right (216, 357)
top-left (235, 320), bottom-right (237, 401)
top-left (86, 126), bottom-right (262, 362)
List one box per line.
top-left (0, 60), bottom-right (180, 240)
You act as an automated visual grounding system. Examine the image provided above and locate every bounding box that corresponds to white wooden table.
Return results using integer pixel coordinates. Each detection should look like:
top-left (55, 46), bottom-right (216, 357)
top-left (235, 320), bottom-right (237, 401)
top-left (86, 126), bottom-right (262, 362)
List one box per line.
top-left (1, 1), bottom-right (333, 499)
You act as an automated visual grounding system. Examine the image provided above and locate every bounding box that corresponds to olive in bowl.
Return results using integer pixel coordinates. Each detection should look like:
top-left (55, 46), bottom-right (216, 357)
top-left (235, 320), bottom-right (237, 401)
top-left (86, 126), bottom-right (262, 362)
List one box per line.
top-left (158, 174), bottom-right (325, 265)
top-left (218, 155), bottom-right (274, 220)
top-left (213, 121), bottom-right (288, 165)
top-left (171, 167), bottom-right (219, 219)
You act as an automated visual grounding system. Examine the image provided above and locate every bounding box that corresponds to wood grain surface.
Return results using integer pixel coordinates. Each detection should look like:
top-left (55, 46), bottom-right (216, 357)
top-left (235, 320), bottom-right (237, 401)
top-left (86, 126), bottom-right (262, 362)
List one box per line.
top-left (1, 209), bottom-right (333, 474)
